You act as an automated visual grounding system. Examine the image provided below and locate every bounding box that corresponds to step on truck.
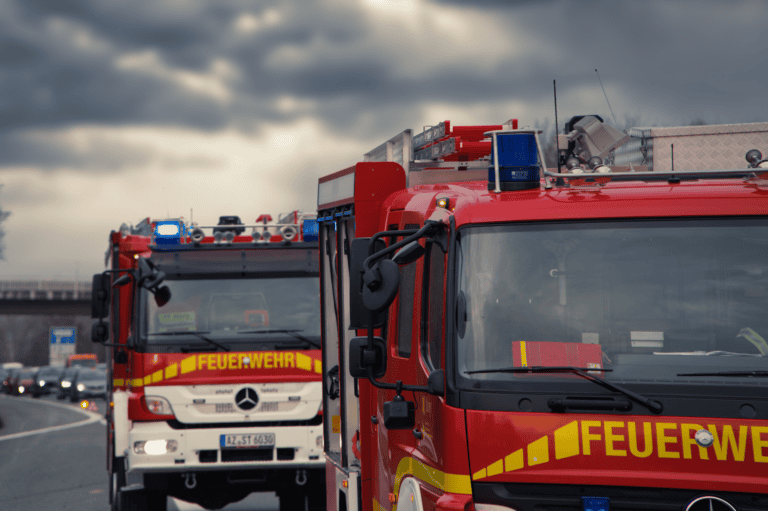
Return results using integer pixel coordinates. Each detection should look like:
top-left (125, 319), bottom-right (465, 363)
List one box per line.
top-left (91, 212), bottom-right (326, 511)
top-left (316, 118), bottom-right (768, 511)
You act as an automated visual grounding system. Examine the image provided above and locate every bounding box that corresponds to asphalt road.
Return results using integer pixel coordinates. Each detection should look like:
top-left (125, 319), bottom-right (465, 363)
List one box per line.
top-left (0, 394), bottom-right (281, 511)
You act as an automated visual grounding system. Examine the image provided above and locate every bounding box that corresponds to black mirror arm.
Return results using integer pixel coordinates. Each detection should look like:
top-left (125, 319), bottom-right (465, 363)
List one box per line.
top-left (364, 222), bottom-right (441, 273)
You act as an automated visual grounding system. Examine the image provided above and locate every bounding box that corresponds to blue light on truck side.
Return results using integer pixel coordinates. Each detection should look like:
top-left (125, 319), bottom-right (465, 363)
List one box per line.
top-left (302, 218), bottom-right (319, 241)
top-left (154, 221), bottom-right (183, 245)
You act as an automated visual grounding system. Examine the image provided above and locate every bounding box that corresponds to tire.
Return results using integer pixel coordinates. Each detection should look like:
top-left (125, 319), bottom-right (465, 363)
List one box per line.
top-left (70, 391), bottom-right (78, 403)
top-left (117, 489), bottom-right (167, 511)
top-left (110, 457), bottom-right (125, 511)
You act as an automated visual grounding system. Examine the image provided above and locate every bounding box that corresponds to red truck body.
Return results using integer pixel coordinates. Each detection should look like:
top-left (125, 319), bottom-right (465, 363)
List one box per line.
top-left (93, 213), bottom-right (326, 511)
top-left (317, 120), bottom-right (768, 511)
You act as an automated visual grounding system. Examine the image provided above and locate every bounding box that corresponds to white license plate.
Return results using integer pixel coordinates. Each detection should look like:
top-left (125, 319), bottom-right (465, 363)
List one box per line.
top-left (220, 433), bottom-right (275, 448)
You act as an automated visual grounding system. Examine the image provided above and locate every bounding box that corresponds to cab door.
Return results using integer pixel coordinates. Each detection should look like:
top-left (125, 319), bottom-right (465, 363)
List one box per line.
top-left (320, 216), bottom-right (361, 511)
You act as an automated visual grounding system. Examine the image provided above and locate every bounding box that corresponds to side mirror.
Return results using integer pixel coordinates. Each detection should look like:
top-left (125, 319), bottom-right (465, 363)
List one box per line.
top-left (383, 395), bottom-right (416, 430)
top-left (154, 285), bottom-right (172, 307)
top-left (392, 240), bottom-right (426, 266)
top-left (91, 321), bottom-right (109, 344)
top-left (427, 369), bottom-right (445, 397)
top-left (91, 274), bottom-right (111, 319)
top-left (362, 259), bottom-right (400, 313)
top-left (349, 238), bottom-right (387, 329)
top-left (348, 336), bottom-right (386, 379)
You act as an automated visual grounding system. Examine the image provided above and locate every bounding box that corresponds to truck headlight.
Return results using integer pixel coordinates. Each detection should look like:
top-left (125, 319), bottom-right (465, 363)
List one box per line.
top-left (144, 396), bottom-right (174, 416)
top-left (38, 380), bottom-right (45, 387)
top-left (61, 381), bottom-right (71, 388)
top-left (77, 384), bottom-right (85, 391)
top-left (134, 439), bottom-right (178, 455)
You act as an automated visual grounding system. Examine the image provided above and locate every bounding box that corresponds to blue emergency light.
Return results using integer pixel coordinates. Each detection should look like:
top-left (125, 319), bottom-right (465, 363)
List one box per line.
top-left (487, 129), bottom-right (544, 192)
top-left (582, 497), bottom-right (609, 511)
top-left (154, 220), bottom-right (184, 246)
top-left (302, 218), bottom-right (319, 242)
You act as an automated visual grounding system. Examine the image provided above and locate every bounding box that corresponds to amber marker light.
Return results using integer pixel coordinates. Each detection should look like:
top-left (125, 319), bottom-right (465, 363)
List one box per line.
top-left (436, 197), bottom-right (450, 209)
top-left (80, 400), bottom-right (89, 409)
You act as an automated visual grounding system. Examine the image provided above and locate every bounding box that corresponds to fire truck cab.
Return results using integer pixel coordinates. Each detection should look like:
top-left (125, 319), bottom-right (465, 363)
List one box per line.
top-left (91, 212), bottom-right (326, 511)
top-left (318, 119), bottom-right (768, 511)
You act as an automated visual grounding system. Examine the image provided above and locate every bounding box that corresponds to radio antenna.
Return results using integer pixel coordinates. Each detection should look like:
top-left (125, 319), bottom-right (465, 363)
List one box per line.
top-left (554, 79), bottom-right (561, 173)
top-left (595, 69), bottom-right (618, 126)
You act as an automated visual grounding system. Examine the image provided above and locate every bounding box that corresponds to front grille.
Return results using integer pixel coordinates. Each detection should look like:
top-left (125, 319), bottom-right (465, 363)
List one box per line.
top-left (221, 448), bottom-right (273, 463)
top-left (473, 483), bottom-right (768, 511)
top-left (166, 414), bottom-right (322, 430)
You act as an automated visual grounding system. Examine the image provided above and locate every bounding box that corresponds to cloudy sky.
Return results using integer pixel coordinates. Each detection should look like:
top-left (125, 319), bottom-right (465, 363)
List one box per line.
top-left (0, 0), bottom-right (766, 280)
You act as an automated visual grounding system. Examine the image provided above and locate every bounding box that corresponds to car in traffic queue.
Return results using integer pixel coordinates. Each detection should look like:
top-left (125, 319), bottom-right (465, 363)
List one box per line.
top-left (2, 368), bottom-right (20, 394)
top-left (57, 367), bottom-right (80, 400)
top-left (70, 368), bottom-right (107, 402)
top-left (13, 368), bottom-right (37, 396)
top-left (33, 366), bottom-right (65, 397)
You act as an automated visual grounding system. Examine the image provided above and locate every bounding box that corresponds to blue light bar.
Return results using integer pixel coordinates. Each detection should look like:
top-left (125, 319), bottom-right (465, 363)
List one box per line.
top-left (582, 497), bottom-right (609, 511)
top-left (486, 129), bottom-right (544, 192)
top-left (154, 221), bottom-right (183, 246)
top-left (302, 218), bottom-right (319, 241)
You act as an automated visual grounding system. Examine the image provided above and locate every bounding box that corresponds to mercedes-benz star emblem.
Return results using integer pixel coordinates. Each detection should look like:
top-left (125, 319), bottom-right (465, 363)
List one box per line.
top-left (695, 429), bottom-right (715, 448)
top-left (685, 496), bottom-right (737, 511)
top-left (235, 387), bottom-right (259, 411)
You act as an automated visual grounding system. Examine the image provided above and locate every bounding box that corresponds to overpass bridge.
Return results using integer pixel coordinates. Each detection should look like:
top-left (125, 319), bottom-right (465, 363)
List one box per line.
top-left (0, 280), bottom-right (91, 316)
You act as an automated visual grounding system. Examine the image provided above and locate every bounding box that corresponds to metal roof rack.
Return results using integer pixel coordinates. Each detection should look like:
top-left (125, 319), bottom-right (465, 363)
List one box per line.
top-left (542, 167), bottom-right (768, 188)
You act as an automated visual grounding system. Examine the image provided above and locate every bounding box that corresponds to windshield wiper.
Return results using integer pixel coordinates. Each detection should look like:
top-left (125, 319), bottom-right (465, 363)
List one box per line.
top-left (237, 329), bottom-right (321, 349)
top-left (465, 366), bottom-right (663, 414)
top-left (677, 370), bottom-right (768, 377)
top-left (149, 331), bottom-right (230, 352)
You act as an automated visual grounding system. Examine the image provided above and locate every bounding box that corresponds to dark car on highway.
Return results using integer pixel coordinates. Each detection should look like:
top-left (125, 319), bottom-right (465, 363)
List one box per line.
top-left (57, 367), bottom-right (80, 400)
top-left (70, 369), bottom-right (107, 402)
top-left (33, 366), bottom-right (65, 397)
top-left (2, 368), bottom-right (20, 394)
top-left (11, 368), bottom-right (37, 396)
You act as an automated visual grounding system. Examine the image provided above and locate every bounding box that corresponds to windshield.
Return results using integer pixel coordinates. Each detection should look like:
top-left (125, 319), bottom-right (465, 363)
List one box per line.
top-left (456, 218), bottom-right (768, 388)
top-left (141, 276), bottom-right (320, 351)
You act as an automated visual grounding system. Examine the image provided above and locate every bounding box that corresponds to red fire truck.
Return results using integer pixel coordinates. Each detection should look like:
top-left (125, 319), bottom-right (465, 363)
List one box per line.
top-left (91, 212), bottom-right (325, 511)
top-left (317, 118), bottom-right (768, 511)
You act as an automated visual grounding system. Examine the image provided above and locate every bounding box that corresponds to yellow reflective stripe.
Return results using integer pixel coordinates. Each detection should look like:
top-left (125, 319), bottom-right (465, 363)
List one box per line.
top-left (181, 356), bottom-right (196, 374)
top-left (314, 359), bottom-right (323, 373)
top-left (131, 378), bottom-right (143, 387)
top-left (143, 374), bottom-right (151, 385)
top-left (152, 370), bottom-right (163, 383)
top-left (165, 363), bottom-right (178, 380)
top-left (296, 353), bottom-right (312, 371)
top-left (520, 340), bottom-right (527, 367)
top-left (113, 379), bottom-right (124, 386)
top-left (394, 456), bottom-right (472, 497)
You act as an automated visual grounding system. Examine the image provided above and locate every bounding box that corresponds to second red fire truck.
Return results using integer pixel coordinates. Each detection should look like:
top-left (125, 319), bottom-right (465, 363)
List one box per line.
top-left (317, 118), bottom-right (768, 511)
top-left (91, 211), bottom-right (325, 511)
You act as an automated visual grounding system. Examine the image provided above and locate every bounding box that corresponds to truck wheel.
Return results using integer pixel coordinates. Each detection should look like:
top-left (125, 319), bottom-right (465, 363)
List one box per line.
top-left (110, 458), bottom-right (125, 511)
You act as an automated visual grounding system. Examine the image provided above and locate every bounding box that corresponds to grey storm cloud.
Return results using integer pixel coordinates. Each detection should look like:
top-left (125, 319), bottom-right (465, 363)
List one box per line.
top-left (0, 0), bottom-right (767, 170)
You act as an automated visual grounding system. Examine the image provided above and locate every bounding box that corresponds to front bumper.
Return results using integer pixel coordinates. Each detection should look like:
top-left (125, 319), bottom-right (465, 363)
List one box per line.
top-left (124, 420), bottom-right (324, 488)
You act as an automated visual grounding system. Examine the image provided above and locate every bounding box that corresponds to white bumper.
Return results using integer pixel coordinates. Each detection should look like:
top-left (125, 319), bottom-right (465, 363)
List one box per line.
top-left (124, 420), bottom-right (324, 487)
